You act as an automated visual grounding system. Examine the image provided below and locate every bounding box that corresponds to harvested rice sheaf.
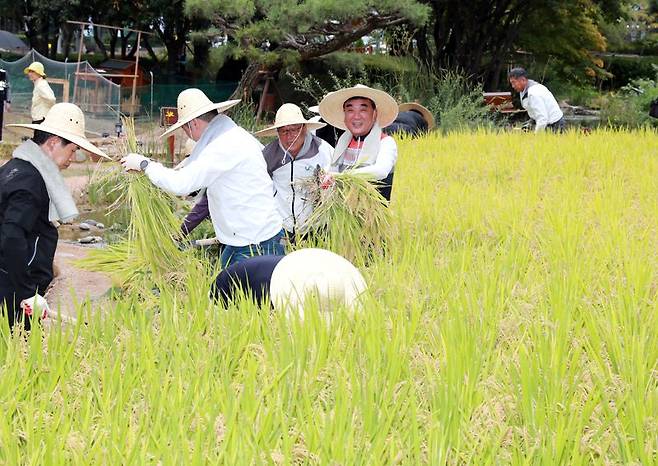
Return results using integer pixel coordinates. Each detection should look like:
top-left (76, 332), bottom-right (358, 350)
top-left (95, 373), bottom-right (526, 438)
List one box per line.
top-left (298, 169), bottom-right (392, 263)
top-left (78, 117), bottom-right (201, 294)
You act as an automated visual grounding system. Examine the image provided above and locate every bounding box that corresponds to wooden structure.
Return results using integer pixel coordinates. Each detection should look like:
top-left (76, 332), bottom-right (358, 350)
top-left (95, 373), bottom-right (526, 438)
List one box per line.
top-left (67, 20), bottom-right (153, 113)
top-left (483, 91), bottom-right (525, 114)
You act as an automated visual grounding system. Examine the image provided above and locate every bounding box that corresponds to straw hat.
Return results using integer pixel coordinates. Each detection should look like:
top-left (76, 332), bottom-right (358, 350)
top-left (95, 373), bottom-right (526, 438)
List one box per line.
top-left (399, 102), bottom-right (435, 129)
top-left (254, 103), bottom-right (326, 137)
top-left (270, 248), bottom-right (367, 318)
top-left (8, 103), bottom-right (109, 159)
top-left (161, 88), bottom-right (241, 138)
top-left (24, 61), bottom-right (46, 78)
top-left (308, 105), bottom-right (320, 114)
top-left (318, 84), bottom-right (398, 131)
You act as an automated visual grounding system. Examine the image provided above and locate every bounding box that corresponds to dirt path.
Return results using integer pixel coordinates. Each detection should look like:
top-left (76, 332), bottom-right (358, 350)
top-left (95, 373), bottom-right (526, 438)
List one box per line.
top-left (45, 242), bottom-right (113, 322)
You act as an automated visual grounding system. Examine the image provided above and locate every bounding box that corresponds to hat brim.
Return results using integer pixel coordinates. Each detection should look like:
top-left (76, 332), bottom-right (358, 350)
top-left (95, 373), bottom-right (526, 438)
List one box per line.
top-left (319, 87), bottom-right (398, 131)
top-left (7, 123), bottom-right (109, 159)
top-left (399, 102), bottom-right (435, 129)
top-left (254, 120), bottom-right (326, 138)
top-left (24, 67), bottom-right (46, 78)
top-left (160, 99), bottom-right (241, 138)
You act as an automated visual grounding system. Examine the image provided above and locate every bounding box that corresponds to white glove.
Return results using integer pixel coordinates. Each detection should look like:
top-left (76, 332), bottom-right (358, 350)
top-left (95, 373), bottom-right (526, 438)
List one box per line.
top-left (120, 153), bottom-right (149, 171)
top-left (20, 294), bottom-right (51, 320)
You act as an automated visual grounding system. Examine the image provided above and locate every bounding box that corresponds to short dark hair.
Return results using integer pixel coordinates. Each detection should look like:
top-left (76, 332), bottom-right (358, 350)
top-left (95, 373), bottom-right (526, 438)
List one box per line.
top-left (32, 129), bottom-right (72, 146)
top-left (343, 96), bottom-right (376, 110)
top-left (508, 67), bottom-right (528, 79)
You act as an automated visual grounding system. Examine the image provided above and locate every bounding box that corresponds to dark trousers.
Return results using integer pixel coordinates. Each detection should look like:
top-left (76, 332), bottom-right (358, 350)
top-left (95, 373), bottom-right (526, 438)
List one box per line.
top-left (547, 117), bottom-right (566, 133)
top-left (0, 274), bottom-right (31, 331)
top-left (375, 171), bottom-right (395, 202)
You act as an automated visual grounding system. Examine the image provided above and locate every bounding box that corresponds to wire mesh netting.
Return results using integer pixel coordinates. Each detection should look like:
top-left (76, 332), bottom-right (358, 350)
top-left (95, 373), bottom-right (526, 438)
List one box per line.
top-left (1, 49), bottom-right (121, 136)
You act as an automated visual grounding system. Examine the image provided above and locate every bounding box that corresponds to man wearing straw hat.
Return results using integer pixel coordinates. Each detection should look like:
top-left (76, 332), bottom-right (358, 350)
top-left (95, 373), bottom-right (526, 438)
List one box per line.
top-left (121, 88), bottom-right (285, 268)
top-left (318, 84), bottom-right (399, 201)
top-left (24, 62), bottom-right (56, 124)
top-left (254, 103), bottom-right (332, 242)
top-left (0, 103), bottom-right (108, 330)
top-left (385, 102), bottom-right (435, 137)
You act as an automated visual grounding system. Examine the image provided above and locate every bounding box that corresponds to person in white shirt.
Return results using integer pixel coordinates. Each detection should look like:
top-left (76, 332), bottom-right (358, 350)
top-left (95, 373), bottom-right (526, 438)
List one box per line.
top-left (24, 62), bottom-right (56, 124)
top-left (318, 84), bottom-right (399, 201)
top-left (121, 88), bottom-right (285, 268)
top-left (508, 67), bottom-right (565, 133)
top-left (254, 103), bottom-right (332, 242)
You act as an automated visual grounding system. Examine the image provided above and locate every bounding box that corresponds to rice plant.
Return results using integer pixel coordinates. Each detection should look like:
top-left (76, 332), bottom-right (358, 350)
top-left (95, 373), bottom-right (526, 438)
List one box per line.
top-left (1, 128), bottom-right (656, 464)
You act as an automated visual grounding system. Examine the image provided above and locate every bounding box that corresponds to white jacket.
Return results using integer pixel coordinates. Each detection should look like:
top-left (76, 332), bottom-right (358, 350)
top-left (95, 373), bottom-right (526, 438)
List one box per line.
top-left (263, 134), bottom-right (332, 233)
top-left (145, 115), bottom-right (282, 246)
top-left (31, 78), bottom-right (56, 121)
top-left (520, 80), bottom-right (563, 132)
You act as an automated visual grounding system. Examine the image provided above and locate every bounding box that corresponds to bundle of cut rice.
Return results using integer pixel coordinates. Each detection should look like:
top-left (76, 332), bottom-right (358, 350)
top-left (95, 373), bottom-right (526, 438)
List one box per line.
top-left (297, 169), bottom-right (391, 263)
top-left (78, 117), bottom-right (203, 295)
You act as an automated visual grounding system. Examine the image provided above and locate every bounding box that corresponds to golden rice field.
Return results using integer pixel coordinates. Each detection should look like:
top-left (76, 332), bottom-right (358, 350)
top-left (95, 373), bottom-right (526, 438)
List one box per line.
top-left (1, 129), bottom-right (657, 464)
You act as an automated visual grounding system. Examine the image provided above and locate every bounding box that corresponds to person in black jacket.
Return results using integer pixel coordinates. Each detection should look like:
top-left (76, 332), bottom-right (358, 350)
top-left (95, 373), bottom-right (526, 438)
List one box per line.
top-left (384, 102), bottom-right (435, 137)
top-left (1, 103), bottom-right (108, 330)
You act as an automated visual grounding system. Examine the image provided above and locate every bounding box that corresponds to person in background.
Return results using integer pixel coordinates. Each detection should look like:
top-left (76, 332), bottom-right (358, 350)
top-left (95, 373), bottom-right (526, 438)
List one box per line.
top-left (121, 89), bottom-right (285, 268)
top-left (1, 103), bottom-right (108, 331)
top-left (508, 67), bottom-right (565, 133)
top-left (384, 102), bottom-right (435, 137)
top-left (24, 62), bottom-right (56, 124)
top-left (307, 105), bottom-right (343, 147)
top-left (254, 103), bottom-right (332, 242)
top-left (318, 84), bottom-right (399, 201)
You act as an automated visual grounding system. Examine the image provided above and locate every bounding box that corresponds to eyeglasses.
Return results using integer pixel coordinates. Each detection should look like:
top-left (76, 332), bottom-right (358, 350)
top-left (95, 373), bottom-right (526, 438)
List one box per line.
top-left (277, 125), bottom-right (304, 137)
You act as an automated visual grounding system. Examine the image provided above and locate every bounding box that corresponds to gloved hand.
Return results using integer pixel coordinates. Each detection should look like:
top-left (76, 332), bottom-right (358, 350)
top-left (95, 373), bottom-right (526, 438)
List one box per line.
top-left (319, 172), bottom-right (335, 190)
top-left (20, 294), bottom-right (51, 320)
top-left (120, 153), bottom-right (149, 171)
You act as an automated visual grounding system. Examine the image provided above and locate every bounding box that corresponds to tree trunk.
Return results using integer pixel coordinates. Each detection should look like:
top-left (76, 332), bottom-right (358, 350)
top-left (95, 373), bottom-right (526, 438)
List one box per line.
top-left (230, 62), bottom-right (264, 101)
top-left (109, 31), bottom-right (118, 59)
top-left (141, 36), bottom-right (160, 64)
top-left (93, 27), bottom-right (108, 59)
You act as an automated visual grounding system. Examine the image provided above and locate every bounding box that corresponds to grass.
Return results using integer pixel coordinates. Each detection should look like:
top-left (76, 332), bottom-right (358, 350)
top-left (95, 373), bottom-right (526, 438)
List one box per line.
top-left (1, 128), bottom-right (657, 463)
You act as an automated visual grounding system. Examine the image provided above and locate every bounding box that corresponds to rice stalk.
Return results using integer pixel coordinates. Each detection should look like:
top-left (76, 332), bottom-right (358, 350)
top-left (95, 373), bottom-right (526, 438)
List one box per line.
top-left (77, 117), bottom-right (202, 294)
top-left (297, 169), bottom-right (392, 263)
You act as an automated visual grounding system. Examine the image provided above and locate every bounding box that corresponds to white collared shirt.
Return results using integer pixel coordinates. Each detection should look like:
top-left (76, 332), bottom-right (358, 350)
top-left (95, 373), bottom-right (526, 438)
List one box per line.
top-left (520, 81), bottom-right (563, 132)
top-left (145, 115), bottom-right (282, 246)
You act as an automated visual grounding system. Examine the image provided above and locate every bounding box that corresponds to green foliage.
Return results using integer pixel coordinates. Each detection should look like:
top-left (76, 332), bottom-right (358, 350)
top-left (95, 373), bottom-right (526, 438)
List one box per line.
top-left (604, 55), bottom-right (658, 88)
top-left (598, 69), bottom-right (658, 128)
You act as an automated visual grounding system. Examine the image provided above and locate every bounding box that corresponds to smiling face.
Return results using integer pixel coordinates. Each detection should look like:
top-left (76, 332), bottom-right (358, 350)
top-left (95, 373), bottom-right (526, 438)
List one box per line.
top-left (343, 97), bottom-right (377, 137)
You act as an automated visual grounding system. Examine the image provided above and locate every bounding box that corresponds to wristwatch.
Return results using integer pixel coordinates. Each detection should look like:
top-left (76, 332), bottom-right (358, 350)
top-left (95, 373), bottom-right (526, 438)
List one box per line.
top-left (140, 159), bottom-right (150, 171)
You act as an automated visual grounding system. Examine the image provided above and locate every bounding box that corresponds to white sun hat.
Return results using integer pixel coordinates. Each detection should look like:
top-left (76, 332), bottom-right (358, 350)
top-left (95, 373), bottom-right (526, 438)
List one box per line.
top-left (161, 88), bottom-right (241, 138)
top-left (399, 102), bottom-right (436, 129)
top-left (254, 103), bottom-right (326, 137)
top-left (8, 102), bottom-right (109, 159)
top-left (308, 105), bottom-right (320, 114)
top-left (270, 248), bottom-right (367, 318)
top-left (318, 84), bottom-right (398, 131)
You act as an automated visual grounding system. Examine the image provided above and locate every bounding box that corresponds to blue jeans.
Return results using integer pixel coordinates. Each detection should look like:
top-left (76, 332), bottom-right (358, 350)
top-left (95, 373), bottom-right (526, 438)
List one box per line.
top-left (220, 229), bottom-right (286, 268)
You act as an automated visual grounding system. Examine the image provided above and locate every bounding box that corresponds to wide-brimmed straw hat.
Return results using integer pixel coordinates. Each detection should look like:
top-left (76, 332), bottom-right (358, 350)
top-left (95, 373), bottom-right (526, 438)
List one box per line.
top-left (270, 248), bottom-right (367, 318)
top-left (161, 88), bottom-right (241, 138)
top-left (399, 102), bottom-right (435, 129)
top-left (8, 103), bottom-right (109, 159)
top-left (24, 61), bottom-right (46, 78)
top-left (318, 84), bottom-right (398, 131)
top-left (254, 103), bottom-right (326, 137)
